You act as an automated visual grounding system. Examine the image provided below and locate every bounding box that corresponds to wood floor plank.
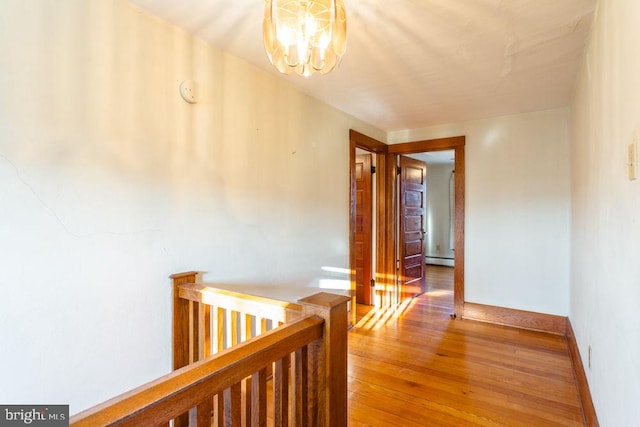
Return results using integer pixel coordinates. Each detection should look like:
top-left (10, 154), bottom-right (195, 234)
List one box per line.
top-left (350, 330), bottom-right (576, 383)
top-left (348, 265), bottom-right (584, 426)
top-left (348, 347), bottom-right (579, 407)
top-left (349, 359), bottom-right (580, 425)
top-left (350, 382), bottom-right (581, 427)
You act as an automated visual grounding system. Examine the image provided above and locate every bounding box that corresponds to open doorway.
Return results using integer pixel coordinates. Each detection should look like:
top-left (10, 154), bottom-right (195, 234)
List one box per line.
top-left (349, 130), bottom-right (465, 317)
top-left (404, 151), bottom-right (455, 296)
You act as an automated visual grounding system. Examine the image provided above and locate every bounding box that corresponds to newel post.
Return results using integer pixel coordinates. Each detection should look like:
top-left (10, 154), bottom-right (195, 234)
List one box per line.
top-left (170, 271), bottom-right (198, 427)
top-left (298, 292), bottom-right (350, 427)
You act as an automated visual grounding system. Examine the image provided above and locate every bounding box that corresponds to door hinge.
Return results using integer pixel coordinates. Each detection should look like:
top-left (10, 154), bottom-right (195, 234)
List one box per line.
top-left (371, 165), bottom-right (376, 174)
top-left (370, 278), bottom-right (375, 288)
top-left (397, 166), bottom-right (402, 175)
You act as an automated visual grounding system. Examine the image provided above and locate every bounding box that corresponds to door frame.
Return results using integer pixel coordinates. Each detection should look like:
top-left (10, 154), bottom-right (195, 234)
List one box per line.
top-left (349, 130), bottom-right (466, 317)
top-left (349, 131), bottom-right (390, 315)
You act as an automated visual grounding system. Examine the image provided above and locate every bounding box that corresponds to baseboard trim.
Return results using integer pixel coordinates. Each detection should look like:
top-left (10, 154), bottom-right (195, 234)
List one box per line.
top-left (426, 257), bottom-right (454, 267)
top-left (566, 319), bottom-right (599, 426)
top-left (462, 302), bottom-right (567, 335)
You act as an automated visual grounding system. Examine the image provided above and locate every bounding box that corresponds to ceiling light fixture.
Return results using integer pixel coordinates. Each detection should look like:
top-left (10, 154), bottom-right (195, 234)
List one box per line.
top-left (263, 0), bottom-right (347, 77)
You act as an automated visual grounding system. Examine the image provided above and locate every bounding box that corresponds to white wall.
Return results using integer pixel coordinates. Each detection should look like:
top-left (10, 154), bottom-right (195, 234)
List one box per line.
top-left (570, 0), bottom-right (640, 424)
top-left (0, 0), bottom-right (384, 413)
top-left (424, 163), bottom-right (455, 261)
top-left (389, 108), bottom-right (571, 315)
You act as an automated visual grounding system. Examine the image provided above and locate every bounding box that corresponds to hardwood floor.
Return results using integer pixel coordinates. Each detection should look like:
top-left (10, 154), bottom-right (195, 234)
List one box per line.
top-left (348, 265), bottom-right (584, 426)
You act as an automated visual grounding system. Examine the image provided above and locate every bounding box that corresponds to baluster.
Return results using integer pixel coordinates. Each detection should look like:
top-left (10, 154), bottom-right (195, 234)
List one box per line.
top-left (256, 316), bottom-right (268, 336)
top-left (223, 383), bottom-right (242, 425)
top-left (240, 313), bottom-right (252, 342)
top-left (274, 355), bottom-right (290, 426)
top-left (293, 346), bottom-right (308, 426)
top-left (216, 307), bottom-right (224, 353)
top-left (216, 393), bottom-right (224, 427)
top-left (197, 397), bottom-right (213, 426)
top-left (251, 368), bottom-right (267, 427)
top-left (189, 301), bottom-right (196, 363)
top-left (243, 377), bottom-right (252, 426)
top-left (199, 302), bottom-right (211, 359)
top-left (224, 309), bottom-right (234, 349)
top-left (231, 310), bottom-right (239, 346)
top-left (306, 338), bottom-right (321, 427)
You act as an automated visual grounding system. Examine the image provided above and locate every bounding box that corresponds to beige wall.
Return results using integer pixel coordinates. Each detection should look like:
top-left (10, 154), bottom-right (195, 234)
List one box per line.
top-left (389, 108), bottom-right (571, 316)
top-left (570, 1), bottom-right (640, 424)
top-left (0, 0), bottom-right (383, 413)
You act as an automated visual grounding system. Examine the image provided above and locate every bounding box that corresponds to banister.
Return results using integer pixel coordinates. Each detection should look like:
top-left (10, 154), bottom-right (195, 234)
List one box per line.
top-left (169, 272), bottom-right (350, 426)
top-left (70, 316), bottom-right (324, 427)
top-left (70, 271), bottom-right (350, 427)
top-left (178, 283), bottom-right (304, 324)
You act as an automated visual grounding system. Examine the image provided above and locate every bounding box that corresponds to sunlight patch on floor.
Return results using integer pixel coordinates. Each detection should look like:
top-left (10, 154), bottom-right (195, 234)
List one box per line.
top-left (355, 297), bottom-right (419, 331)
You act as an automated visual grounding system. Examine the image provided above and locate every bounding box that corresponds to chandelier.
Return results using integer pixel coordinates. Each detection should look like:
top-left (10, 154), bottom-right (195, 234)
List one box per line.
top-left (263, 0), bottom-right (347, 77)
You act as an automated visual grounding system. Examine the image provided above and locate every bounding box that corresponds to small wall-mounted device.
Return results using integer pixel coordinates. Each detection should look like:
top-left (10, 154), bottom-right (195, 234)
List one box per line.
top-left (179, 80), bottom-right (197, 104)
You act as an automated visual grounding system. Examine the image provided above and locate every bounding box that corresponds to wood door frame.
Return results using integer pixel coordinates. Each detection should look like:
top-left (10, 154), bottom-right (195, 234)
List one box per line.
top-left (349, 131), bottom-right (391, 314)
top-left (355, 153), bottom-right (373, 305)
top-left (350, 130), bottom-right (465, 316)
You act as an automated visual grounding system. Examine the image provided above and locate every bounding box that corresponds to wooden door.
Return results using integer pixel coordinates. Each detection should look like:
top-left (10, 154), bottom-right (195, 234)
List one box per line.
top-left (355, 154), bottom-right (373, 305)
top-left (399, 155), bottom-right (427, 298)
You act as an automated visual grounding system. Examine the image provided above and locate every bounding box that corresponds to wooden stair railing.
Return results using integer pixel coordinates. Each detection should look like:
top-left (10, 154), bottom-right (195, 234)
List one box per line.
top-left (70, 272), bottom-right (349, 427)
top-left (171, 271), bottom-right (305, 367)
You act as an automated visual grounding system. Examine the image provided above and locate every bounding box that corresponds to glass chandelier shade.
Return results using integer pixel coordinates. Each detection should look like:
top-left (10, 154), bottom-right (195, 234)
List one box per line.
top-left (263, 0), bottom-right (347, 77)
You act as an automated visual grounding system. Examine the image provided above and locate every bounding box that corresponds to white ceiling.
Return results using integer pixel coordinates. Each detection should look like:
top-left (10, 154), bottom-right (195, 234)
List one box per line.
top-left (130, 0), bottom-right (596, 132)
top-left (408, 150), bottom-right (455, 165)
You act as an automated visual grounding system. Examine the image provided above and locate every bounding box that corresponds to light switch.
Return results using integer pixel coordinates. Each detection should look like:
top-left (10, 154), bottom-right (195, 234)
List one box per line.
top-left (629, 142), bottom-right (637, 181)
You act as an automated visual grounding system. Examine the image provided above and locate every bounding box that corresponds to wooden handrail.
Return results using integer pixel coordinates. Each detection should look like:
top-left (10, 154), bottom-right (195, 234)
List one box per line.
top-left (178, 283), bottom-right (304, 324)
top-left (70, 316), bottom-right (324, 426)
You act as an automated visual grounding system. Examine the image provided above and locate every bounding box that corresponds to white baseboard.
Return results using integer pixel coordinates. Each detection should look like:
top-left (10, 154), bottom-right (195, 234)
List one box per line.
top-left (425, 257), bottom-right (454, 267)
